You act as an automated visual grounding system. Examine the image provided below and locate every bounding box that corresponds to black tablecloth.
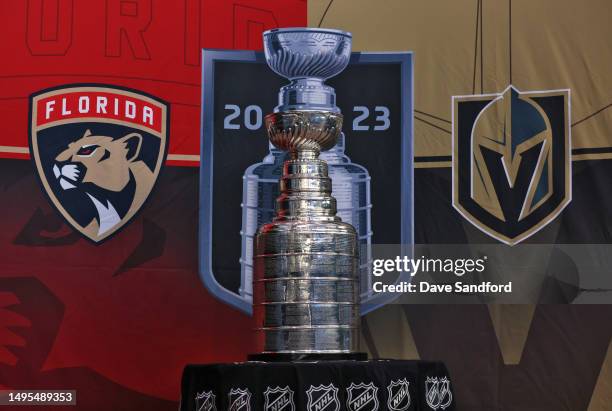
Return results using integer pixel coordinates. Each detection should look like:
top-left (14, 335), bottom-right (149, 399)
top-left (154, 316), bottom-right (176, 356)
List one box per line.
top-left (181, 360), bottom-right (455, 411)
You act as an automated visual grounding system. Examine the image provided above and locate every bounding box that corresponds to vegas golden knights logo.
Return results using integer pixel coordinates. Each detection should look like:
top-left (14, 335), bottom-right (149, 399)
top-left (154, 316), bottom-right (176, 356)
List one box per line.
top-left (29, 84), bottom-right (169, 243)
top-left (452, 86), bottom-right (571, 245)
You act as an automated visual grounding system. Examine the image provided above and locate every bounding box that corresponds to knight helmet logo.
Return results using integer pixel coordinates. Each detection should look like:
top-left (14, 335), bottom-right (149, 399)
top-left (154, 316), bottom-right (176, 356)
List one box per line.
top-left (29, 84), bottom-right (169, 243)
top-left (452, 86), bottom-right (571, 245)
top-left (346, 382), bottom-right (379, 411)
top-left (306, 384), bottom-right (340, 411)
top-left (264, 386), bottom-right (295, 411)
top-left (386, 378), bottom-right (410, 411)
top-left (228, 388), bottom-right (251, 411)
top-left (195, 390), bottom-right (217, 411)
top-left (424, 377), bottom-right (452, 410)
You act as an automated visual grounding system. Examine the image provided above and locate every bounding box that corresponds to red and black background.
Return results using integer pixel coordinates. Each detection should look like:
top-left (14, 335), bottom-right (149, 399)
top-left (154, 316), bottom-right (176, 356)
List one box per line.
top-left (1, 1), bottom-right (611, 410)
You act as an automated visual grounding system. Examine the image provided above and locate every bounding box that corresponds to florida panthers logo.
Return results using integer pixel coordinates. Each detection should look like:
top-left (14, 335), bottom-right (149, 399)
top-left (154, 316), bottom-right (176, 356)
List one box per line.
top-left (452, 86), bottom-right (571, 245)
top-left (29, 84), bottom-right (169, 243)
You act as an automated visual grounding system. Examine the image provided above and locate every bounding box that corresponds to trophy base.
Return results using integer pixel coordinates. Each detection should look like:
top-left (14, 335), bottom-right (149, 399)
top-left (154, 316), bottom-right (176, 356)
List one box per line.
top-left (247, 352), bottom-right (368, 362)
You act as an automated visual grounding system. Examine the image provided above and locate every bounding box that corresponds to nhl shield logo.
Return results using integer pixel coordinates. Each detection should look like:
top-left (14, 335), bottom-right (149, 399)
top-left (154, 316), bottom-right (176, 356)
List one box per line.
top-left (424, 377), bottom-right (452, 410)
top-left (386, 378), bottom-right (410, 411)
top-left (306, 384), bottom-right (340, 411)
top-left (195, 390), bottom-right (217, 411)
top-left (452, 85), bottom-right (571, 245)
top-left (346, 382), bottom-right (379, 411)
top-left (264, 386), bottom-right (295, 411)
top-left (29, 84), bottom-right (169, 243)
top-left (228, 388), bottom-right (251, 411)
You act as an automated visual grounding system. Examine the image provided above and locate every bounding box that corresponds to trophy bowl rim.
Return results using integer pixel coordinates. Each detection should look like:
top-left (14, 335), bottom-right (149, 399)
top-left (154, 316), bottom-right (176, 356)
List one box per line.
top-left (263, 27), bottom-right (352, 39)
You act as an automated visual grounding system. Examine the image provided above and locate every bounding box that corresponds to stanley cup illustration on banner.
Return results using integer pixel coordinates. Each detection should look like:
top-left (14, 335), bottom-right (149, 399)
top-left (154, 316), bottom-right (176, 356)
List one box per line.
top-left (199, 29), bottom-right (413, 318)
top-left (249, 27), bottom-right (363, 357)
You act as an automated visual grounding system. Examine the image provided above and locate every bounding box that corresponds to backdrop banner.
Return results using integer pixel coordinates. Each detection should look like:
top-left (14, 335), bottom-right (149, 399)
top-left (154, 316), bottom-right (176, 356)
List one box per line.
top-left (0, 0), bottom-right (611, 410)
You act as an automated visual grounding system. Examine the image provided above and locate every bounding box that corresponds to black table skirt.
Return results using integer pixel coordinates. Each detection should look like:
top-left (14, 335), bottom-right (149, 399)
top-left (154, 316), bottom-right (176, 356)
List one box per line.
top-left (180, 360), bottom-right (455, 411)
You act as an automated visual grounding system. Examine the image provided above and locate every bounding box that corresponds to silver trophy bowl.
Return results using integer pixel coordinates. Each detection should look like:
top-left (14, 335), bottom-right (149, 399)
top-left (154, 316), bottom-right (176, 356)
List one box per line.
top-left (263, 28), bottom-right (352, 113)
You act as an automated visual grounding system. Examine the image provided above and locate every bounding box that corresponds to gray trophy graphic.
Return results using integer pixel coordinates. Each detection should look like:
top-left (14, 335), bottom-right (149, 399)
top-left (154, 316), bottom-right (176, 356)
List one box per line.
top-left (249, 27), bottom-right (366, 359)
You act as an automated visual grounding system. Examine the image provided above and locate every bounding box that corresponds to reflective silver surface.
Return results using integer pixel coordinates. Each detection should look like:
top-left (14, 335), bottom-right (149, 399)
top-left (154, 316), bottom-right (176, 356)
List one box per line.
top-left (266, 111), bottom-right (342, 153)
top-left (263, 27), bottom-right (351, 113)
top-left (254, 28), bottom-right (359, 354)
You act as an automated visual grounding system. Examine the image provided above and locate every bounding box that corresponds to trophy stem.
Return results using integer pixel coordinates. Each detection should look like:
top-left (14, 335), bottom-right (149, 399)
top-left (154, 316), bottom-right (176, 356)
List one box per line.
top-left (290, 148), bottom-right (319, 160)
top-left (278, 79), bottom-right (338, 113)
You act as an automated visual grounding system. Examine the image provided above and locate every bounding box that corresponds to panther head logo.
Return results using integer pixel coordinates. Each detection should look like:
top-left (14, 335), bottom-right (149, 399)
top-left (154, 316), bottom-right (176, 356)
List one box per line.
top-left (30, 85), bottom-right (169, 243)
top-left (52, 129), bottom-right (154, 237)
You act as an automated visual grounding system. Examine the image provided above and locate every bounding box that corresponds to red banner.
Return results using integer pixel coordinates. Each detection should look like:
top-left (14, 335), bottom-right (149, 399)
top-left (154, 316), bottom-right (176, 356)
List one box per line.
top-left (0, 1), bottom-right (306, 407)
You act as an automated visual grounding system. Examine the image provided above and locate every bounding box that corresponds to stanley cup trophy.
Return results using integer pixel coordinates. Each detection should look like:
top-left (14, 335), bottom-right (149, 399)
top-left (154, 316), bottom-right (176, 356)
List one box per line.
top-left (249, 28), bottom-right (365, 360)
